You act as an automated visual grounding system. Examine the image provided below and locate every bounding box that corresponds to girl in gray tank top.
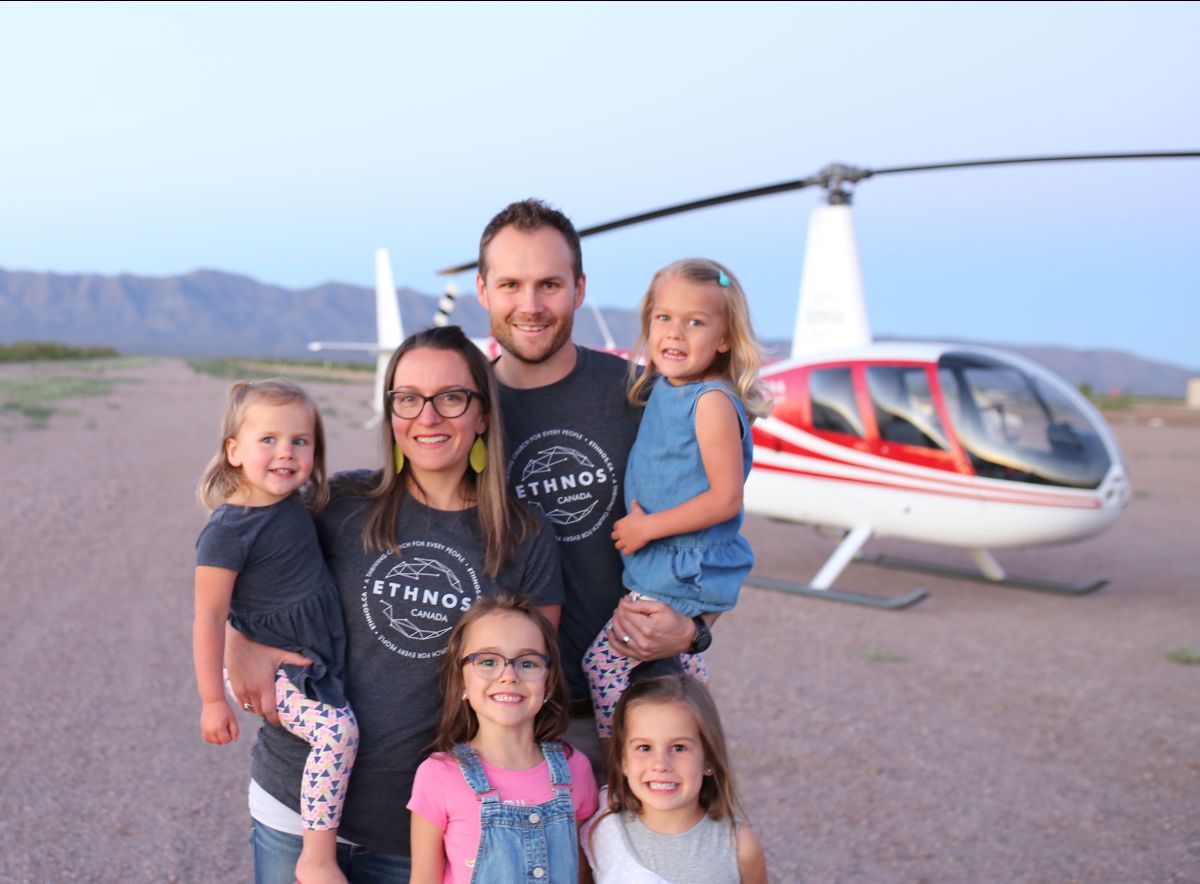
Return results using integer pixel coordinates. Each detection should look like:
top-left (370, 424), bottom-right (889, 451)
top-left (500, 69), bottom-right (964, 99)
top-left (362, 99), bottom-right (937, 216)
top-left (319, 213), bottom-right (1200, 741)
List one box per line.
top-left (581, 676), bottom-right (768, 883)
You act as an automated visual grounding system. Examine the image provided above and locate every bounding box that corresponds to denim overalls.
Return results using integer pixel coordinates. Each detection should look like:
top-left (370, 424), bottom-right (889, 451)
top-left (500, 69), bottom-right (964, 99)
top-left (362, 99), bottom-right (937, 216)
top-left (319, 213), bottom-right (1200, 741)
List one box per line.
top-left (451, 741), bottom-right (579, 884)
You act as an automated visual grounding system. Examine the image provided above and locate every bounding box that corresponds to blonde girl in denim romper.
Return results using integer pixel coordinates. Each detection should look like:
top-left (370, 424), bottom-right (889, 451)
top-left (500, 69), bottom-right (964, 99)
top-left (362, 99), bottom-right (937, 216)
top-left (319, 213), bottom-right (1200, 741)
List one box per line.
top-left (583, 259), bottom-right (770, 739)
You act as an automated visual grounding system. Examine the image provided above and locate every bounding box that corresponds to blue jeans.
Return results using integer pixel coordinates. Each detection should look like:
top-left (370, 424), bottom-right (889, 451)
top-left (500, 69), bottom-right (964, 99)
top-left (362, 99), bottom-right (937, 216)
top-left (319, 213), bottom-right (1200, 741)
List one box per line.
top-left (250, 819), bottom-right (412, 884)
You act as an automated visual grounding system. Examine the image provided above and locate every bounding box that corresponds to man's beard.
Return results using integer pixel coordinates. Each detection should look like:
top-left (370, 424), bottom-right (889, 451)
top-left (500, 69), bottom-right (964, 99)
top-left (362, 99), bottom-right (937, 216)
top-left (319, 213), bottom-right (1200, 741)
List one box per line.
top-left (491, 312), bottom-right (575, 366)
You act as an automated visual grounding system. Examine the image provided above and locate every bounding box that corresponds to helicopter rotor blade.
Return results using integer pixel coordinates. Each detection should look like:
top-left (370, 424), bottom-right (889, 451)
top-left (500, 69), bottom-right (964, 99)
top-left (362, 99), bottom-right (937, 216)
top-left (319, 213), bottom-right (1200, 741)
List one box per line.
top-left (436, 176), bottom-right (823, 275)
top-left (436, 150), bottom-right (1199, 275)
top-left (866, 150), bottom-right (1200, 178)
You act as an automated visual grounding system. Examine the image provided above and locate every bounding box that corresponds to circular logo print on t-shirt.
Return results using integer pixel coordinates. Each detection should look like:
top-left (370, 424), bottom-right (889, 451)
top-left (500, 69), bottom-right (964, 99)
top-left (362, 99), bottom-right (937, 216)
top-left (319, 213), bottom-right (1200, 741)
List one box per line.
top-left (359, 539), bottom-right (482, 659)
top-left (507, 428), bottom-right (618, 542)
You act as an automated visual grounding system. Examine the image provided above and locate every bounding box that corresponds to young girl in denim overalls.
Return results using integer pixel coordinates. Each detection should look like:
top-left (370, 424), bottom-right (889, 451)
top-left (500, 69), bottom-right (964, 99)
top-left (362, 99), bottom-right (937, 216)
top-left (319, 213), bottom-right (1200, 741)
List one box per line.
top-left (408, 595), bottom-right (598, 884)
top-left (583, 258), bottom-right (770, 739)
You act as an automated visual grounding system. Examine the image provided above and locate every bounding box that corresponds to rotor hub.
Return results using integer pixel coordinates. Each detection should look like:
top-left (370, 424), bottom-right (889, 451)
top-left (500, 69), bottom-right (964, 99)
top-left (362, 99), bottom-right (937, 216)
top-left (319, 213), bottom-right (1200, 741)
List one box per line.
top-left (816, 163), bottom-right (871, 205)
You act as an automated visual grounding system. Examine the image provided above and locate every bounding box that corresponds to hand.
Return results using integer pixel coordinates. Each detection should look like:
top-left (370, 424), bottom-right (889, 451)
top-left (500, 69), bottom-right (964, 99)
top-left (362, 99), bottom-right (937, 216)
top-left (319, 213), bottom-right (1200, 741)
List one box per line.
top-left (201, 700), bottom-right (239, 745)
top-left (608, 595), bottom-right (697, 662)
top-left (611, 500), bottom-right (656, 556)
top-left (224, 625), bottom-right (312, 726)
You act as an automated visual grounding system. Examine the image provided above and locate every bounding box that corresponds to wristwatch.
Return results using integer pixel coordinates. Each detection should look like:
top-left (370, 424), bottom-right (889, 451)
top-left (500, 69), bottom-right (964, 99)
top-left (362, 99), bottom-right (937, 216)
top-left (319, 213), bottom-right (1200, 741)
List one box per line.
top-left (689, 616), bottom-right (712, 654)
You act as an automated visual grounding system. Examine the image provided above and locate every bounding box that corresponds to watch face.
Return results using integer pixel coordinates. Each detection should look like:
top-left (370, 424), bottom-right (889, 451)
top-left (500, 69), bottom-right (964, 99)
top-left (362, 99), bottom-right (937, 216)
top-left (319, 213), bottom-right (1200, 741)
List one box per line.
top-left (691, 618), bottom-right (712, 653)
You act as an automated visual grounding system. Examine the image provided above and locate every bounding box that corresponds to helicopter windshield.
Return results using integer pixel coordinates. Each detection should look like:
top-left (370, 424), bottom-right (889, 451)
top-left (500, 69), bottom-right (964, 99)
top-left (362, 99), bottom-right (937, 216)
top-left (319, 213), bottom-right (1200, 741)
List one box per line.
top-left (936, 353), bottom-right (1112, 489)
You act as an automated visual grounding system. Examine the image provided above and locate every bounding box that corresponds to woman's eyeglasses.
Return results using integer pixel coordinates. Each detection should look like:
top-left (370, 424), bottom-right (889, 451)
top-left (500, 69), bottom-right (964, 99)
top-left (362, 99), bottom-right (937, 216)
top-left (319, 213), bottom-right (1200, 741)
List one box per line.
top-left (460, 652), bottom-right (550, 681)
top-left (386, 388), bottom-right (479, 420)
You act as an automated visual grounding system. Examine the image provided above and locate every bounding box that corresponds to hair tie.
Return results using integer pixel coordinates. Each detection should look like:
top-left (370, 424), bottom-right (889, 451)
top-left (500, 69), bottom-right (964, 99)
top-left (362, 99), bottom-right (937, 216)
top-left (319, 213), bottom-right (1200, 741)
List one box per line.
top-left (717, 270), bottom-right (730, 287)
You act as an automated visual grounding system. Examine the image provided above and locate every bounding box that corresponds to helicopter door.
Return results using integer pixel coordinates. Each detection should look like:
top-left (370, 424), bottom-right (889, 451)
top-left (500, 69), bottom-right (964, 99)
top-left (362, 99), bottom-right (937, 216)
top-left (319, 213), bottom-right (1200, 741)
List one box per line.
top-left (854, 364), bottom-right (965, 473)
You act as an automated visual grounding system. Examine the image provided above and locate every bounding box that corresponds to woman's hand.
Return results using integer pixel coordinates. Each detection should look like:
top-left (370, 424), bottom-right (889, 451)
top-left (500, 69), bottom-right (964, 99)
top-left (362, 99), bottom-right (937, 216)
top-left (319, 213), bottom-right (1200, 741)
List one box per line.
top-left (224, 625), bottom-right (312, 726)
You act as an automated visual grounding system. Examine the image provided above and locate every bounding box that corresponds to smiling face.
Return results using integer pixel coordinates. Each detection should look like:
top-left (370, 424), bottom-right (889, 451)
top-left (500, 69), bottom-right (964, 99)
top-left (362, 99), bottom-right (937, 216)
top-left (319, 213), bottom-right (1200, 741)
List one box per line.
top-left (389, 346), bottom-right (487, 487)
top-left (460, 610), bottom-right (548, 737)
top-left (646, 275), bottom-right (730, 384)
top-left (476, 225), bottom-right (585, 381)
top-left (224, 400), bottom-right (316, 506)
top-left (621, 699), bottom-right (710, 831)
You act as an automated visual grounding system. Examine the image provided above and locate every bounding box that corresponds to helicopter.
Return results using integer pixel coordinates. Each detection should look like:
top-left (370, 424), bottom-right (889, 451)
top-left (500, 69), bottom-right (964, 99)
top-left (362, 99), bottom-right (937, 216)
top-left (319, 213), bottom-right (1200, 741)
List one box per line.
top-left (312, 151), bottom-right (1198, 608)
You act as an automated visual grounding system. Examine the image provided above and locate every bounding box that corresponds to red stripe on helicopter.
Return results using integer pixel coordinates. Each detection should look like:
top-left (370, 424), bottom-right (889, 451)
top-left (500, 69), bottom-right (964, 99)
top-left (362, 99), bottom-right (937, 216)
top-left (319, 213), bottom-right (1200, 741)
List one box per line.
top-left (753, 425), bottom-right (1097, 496)
top-left (751, 460), bottom-right (1102, 509)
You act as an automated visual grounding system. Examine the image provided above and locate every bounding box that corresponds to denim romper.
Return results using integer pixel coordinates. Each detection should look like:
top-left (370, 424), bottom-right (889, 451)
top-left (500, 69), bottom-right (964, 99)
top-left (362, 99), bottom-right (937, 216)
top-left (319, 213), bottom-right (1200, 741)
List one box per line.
top-left (623, 378), bottom-right (754, 616)
top-left (451, 741), bottom-right (580, 884)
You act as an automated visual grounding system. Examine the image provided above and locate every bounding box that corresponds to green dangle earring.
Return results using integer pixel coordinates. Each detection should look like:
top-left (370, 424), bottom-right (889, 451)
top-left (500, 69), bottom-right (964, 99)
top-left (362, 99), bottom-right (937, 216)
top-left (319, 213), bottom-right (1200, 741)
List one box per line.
top-left (394, 444), bottom-right (405, 474)
top-left (469, 436), bottom-right (487, 473)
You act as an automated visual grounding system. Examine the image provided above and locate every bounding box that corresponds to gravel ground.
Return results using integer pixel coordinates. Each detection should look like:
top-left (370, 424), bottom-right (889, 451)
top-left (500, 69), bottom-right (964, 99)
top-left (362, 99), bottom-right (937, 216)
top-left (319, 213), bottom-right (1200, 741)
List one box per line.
top-left (1, 357), bottom-right (1196, 883)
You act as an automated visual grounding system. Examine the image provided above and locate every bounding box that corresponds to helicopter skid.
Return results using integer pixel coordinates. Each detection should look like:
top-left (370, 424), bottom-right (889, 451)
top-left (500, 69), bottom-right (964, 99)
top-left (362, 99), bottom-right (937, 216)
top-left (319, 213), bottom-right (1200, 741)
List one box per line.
top-left (743, 574), bottom-right (929, 610)
top-left (854, 553), bottom-right (1109, 596)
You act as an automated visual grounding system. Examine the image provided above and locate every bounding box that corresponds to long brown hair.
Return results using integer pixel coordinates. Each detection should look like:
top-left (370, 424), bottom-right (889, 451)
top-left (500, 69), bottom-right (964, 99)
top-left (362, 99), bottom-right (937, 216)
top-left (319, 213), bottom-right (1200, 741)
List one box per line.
top-left (627, 258), bottom-right (771, 420)
top-left (431, 594), bottom-right (570, 753)
top-left (362, 325), bottom-right (537, 575)
top-left (604, 675), bottom-right (743, 822)
top-left (197, 378), bottom-right (328, 512)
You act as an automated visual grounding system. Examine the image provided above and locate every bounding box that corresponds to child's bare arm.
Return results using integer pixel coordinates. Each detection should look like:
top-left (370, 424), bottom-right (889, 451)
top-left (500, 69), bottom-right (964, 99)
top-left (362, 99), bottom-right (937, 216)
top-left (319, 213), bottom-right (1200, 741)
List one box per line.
top-left (409, 812), bottom-right (447, 884)
top-left (611, 390), bottom-right (744, 555)
top-left (194, 565), bottom-right (239, 744)
top-left (736, 823), bottom-right (768, 884)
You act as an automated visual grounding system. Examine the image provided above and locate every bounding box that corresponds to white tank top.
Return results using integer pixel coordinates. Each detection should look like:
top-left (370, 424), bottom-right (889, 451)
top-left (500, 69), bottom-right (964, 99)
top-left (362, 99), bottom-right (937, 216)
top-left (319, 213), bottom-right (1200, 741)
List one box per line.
top-left (582, 804), bottom-right (740, 884)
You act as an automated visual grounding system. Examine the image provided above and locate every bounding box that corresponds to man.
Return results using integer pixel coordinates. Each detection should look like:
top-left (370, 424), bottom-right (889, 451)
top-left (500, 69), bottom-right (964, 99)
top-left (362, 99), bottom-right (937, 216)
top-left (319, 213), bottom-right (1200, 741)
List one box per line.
top-left (475, 199), bottom-right (716, 765)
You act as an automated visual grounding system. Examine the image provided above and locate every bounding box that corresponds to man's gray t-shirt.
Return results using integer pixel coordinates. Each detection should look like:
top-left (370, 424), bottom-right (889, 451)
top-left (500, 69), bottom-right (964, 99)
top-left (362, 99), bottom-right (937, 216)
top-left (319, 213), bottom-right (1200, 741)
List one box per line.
top-left (249, 471), bottom-right (565, 854)
top-left (497, 346), bottom-right (642, 698)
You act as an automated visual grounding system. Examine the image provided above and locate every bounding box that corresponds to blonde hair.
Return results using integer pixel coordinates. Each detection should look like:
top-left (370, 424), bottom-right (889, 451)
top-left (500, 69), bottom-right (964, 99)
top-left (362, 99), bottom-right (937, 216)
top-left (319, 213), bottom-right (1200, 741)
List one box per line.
top-left (627, 258), bottom-right (771, 420)
top-left (197, 378), bottom-right (328, 511)
top-left (431, 594), bottom-right (570, 753)
top-left (363, 326), bottom-right (537, 575)
top-left (600, 675), bottom-right (744, 826)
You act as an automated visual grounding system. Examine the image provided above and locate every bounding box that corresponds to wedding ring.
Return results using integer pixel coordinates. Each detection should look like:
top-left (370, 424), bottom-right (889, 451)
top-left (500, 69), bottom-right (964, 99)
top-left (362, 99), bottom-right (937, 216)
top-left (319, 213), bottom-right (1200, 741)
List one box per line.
top-left (242, 702), bottom-right (254, 711)
top-left (621, 634), bottom-right (632, 644)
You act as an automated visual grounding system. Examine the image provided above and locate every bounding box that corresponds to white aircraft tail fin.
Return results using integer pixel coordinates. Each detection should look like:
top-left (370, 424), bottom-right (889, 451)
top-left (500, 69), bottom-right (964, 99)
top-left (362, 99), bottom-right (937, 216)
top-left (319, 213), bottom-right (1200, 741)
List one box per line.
top-left (791, 204), bottom-right (872, 358)
top-left (375, 249), bottom-right (404, 349)
top-left (371, 249), bottom-right (405, 425)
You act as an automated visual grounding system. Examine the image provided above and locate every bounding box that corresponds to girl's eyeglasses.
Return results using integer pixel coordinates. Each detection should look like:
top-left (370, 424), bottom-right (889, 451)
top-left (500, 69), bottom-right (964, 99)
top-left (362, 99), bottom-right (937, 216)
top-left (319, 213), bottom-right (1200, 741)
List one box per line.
top-left (460, 652), bottom-right (550, 681)
top-left (386, 388), bottom-right (480, 420)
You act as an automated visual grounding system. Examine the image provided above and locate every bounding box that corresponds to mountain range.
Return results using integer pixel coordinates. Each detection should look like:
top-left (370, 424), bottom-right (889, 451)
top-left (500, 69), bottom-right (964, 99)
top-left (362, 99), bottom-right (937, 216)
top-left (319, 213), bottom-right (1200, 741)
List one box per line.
top-left (2, 266), bottom-right (1195, 396)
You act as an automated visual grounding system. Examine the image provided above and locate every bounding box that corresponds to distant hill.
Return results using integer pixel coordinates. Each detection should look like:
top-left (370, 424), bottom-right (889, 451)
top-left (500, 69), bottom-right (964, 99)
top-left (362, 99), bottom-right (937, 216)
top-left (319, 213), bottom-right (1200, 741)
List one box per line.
top-left (2, 266), bottom-right (1195, 396)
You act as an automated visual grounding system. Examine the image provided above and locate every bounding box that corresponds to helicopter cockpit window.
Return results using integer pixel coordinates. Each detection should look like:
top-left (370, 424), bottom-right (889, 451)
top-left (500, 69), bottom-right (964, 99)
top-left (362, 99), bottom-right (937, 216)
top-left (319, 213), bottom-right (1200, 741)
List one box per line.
top-left (808, 367), bottom-right (864, 437)
top-left (938, 354), bottom-right (1111, 489)
top-left (866, 366), bottom-right (948, 450)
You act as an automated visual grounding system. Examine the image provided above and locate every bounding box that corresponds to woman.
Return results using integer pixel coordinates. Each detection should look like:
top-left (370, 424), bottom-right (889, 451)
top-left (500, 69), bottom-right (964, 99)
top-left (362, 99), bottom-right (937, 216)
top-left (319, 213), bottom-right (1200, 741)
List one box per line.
top-left (226, 325), bottom-right (564, 883)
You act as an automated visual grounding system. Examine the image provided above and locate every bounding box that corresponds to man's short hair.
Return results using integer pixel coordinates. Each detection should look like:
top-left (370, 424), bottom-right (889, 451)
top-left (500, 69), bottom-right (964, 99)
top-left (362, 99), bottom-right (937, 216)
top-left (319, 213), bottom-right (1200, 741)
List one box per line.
top-left (478, 198), bottom-right (583, 283)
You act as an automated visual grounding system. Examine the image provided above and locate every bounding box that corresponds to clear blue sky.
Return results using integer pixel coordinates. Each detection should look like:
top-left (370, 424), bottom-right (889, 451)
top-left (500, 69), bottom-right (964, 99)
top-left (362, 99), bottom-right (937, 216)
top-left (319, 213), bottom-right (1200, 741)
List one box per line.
top-left (2, 2), bottom-right (1197, 368)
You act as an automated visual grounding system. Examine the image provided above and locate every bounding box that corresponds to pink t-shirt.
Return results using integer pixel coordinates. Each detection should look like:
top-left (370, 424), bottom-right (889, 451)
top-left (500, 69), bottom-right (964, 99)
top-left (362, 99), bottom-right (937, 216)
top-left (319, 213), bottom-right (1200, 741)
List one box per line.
top-left (407, 746), bottom-right (599, 884)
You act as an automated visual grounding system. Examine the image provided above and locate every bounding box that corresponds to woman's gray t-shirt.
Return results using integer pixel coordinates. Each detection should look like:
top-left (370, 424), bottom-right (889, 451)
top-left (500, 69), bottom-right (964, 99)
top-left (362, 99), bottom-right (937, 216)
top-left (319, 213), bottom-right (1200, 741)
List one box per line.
top-left (250, 470), bottom-right (565, 854)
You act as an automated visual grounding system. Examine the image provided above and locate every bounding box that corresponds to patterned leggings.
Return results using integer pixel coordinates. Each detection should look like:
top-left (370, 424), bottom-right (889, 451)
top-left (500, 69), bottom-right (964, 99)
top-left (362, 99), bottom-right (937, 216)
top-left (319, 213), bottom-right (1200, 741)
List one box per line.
top-left (582, 618), bottom-right (708, 738)
top-left (274, 669), bottom-right (359, 831)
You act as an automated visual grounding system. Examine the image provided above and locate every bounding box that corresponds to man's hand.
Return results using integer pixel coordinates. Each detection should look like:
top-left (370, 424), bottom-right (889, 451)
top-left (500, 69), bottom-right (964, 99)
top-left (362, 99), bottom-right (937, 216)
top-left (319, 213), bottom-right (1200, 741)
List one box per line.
top-left (608, 594), bottom-right (698, 662)
top-left (225, 625), bottom-right (312, 726)
top-left (611, 500), bottom-right (657, 556)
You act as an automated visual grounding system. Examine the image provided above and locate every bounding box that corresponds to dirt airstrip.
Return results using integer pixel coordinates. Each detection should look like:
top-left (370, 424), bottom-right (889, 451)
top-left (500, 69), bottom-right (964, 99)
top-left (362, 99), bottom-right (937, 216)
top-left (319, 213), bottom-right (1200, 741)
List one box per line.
top-left (1, 357), bottom-right (1196, 883)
